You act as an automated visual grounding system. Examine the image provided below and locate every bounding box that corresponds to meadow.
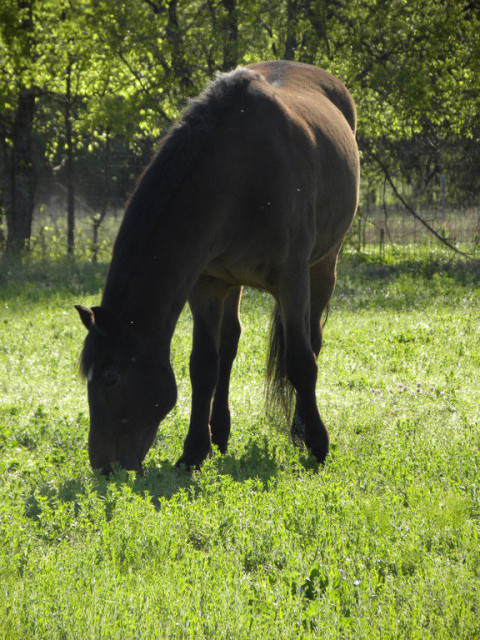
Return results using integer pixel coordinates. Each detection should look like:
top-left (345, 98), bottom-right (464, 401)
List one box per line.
top-left (0, 246), bottom-right (479, 639)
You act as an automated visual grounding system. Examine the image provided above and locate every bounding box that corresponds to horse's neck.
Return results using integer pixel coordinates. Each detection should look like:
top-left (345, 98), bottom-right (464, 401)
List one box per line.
top-left (102, 204), bottom-right (212, 354)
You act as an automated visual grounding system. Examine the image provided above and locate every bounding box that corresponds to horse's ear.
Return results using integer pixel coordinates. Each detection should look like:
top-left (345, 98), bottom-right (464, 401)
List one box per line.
top-left (91, 306), bottom-right (123, 343)
top-left (74, 305), bottom-right (94, 331)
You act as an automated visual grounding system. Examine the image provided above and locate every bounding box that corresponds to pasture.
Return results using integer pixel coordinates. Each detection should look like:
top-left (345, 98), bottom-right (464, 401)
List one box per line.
top-left (0, 247), bottom-right (479, 639)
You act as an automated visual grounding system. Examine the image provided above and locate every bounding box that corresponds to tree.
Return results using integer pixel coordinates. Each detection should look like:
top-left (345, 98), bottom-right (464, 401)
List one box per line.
top-left (0, 0), bottom-right (38, 255)
top-left (1, 0), bottom-right (479, 258)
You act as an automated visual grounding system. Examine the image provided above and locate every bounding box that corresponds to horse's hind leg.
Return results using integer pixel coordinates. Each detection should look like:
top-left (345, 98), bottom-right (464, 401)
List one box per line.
top-left (278, 261), bottom-right (330, 463)
top-left (291, 254), bottom-right (338, 444)
top-left (210, 286), bottom-right (242, 453)
top-left (176, 276), bottom-right (229, 470)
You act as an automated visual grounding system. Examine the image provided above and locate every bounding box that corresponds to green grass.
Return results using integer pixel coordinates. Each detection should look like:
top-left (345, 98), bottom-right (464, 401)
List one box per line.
top-left (1, 246), bottom-right (479, 639)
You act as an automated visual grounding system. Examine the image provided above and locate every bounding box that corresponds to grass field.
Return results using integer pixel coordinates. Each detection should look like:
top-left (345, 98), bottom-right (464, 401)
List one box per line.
top-left (1, 247), bottom-right (479, 639)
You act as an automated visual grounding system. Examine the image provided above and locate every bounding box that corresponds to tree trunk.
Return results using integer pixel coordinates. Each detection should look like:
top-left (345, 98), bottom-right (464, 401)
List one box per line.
top-left (92, 130), bottom-right (111, 264)
top-left (0, 120), bottom-right (8, 252)
top-left (5, 88), bottom-right (37, 256)
top-left (220, 0), bottom-right (238, 71)
top-left (284, 0), bottom-right (299, 60)
top-left (167, 0), bottom-right (195, 96)
top-left (65, 60), bottom-right (75, 255)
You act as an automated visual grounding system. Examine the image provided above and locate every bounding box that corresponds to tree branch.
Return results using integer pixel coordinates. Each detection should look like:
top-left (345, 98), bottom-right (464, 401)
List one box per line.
top-left (141, 0), bottom-right (167, 16)
top-left (371, 150), bottom-right (476, 259)
top-left (114, 49), bottom-right (173, 124)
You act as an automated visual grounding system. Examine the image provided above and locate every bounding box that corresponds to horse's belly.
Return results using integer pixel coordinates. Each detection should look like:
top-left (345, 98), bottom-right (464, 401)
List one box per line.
top-left (202, 255), bottom-right (279, 292)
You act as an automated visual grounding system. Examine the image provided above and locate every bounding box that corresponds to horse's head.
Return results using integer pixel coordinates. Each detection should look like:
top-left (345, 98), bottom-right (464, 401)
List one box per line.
top-left (75, 305), bottom-right (177, 475)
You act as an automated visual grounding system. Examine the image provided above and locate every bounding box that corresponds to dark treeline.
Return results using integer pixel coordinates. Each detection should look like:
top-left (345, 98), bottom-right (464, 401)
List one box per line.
top-left (1, 0), bottom-right (479, 256)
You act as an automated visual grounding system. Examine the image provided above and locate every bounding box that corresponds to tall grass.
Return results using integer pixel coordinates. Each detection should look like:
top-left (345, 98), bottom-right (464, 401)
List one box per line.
top-left (0, 247), bottom-right (479, 638)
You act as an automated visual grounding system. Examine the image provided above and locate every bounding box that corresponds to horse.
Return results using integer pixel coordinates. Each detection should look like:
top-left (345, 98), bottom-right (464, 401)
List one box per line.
top-left (75, 60), bottom-right (360, 475)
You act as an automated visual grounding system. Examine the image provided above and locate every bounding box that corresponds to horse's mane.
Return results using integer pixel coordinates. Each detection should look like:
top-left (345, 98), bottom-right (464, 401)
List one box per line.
top-left (102, 67), bottom-right (264, 307)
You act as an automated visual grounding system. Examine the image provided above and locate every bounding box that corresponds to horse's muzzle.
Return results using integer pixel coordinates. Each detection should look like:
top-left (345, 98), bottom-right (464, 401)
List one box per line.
top-left (100, 455), bottom-right (144, 477)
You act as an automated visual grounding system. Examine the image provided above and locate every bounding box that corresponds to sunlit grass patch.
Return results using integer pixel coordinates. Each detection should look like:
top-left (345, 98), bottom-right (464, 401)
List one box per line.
top-left (0, 249), bottom-right (479, 638)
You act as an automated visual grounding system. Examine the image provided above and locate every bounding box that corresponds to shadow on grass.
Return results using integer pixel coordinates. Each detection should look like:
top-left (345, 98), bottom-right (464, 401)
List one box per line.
top-left (24, 437), bottom-right (282, 521)
top-left (339, 251), bottom-right (480, 286)
top-left (329, 251), bottom-right (480, 314)
top-left (4, 251), bottom-right (479, 311)
top-left (215, 436), bottom-right (280, 484)
top-left (0, 258), bottom-right (108, 302)
top-left (139, 437), bottom-right (281, 506)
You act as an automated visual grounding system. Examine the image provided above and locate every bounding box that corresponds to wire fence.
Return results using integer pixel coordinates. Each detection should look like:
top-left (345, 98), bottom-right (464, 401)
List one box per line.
top-left (30, 175), bottom-right (480, 261)
top-left (351, 203), bottom-right (480, 252)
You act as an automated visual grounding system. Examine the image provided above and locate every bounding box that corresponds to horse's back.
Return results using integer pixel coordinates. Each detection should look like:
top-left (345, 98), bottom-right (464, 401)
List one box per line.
top-left (181, 61), bottom-right (359, 289)
top-left (248, 60), bottom-right (357, 134)
top-left (242, 61), bottom-right (360, 262)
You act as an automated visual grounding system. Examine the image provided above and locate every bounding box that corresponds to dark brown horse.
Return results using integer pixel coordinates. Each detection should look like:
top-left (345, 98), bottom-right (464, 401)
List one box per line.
top-left (75, 60), bottom-right (359, 475)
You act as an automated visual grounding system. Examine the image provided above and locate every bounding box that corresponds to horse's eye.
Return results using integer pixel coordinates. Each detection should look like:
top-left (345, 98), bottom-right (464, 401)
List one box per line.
top-left (102, 367), bottom-right (120, 388)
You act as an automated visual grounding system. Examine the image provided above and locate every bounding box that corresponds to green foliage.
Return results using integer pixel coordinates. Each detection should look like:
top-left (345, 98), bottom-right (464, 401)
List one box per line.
top-left (0, 249), bottom-right (479, 638)
top-left (1, 0), bottom-right (479, 255)
top-left (2, 0), bottom-right (478, 151)
top-left (329, 0), bottom-right (479, 139)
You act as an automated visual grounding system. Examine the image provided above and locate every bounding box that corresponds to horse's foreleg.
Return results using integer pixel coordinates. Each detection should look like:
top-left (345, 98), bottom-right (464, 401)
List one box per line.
top-left (279, 264), bottom-right (329, 463)
top-left (210, 286), bottom-right (242, 453)
top-left (291, 254), bottom-right (338, 444)
top-left (176, 277), bottom-right (228, 470)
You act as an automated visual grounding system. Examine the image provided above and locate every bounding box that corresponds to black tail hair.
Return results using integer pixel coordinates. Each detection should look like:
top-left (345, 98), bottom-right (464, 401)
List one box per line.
top-left (266, 304), bottom-right (294, 419)
top-left (265, 302), bottom-right (330, 419)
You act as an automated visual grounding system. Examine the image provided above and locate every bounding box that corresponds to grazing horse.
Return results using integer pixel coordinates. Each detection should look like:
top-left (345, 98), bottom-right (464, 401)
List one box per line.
top-left (75, 60), bottom-right (360, 475)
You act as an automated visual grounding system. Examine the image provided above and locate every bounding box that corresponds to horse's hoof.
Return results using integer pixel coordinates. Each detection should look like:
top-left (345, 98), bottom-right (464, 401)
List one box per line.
top-left (210, 438), bottom-right (228, 454)
top-left (175, 448), bottom-right (211, 471)
top-left (314, 451), bottom-right (328, 465)
top-left (305, 439), bottom-right (329, 465)
top-left (175, 456), bottom-right (199, 472)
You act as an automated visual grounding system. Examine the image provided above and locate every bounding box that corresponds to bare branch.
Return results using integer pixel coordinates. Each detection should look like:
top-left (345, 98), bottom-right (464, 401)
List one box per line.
top-left (141, 0), bottom-right (167, 16)
top-left (114, 49), bottom-right (173, 124)
top-left (371, 150), bottom-right (477, 260)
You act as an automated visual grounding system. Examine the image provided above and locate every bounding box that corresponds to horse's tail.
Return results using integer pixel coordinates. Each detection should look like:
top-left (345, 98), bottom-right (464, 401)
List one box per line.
top-left (266, 302), bottom-right (330, 418)
top-left (322, 304), bottom-right (329, 329)
top-left (266, 304), bottom-right (294, 419)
